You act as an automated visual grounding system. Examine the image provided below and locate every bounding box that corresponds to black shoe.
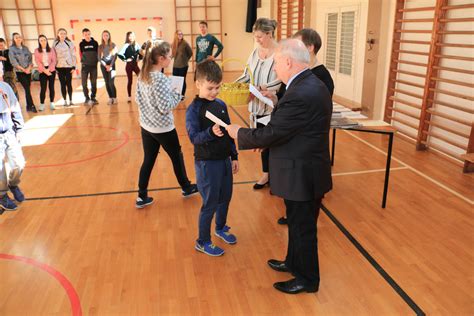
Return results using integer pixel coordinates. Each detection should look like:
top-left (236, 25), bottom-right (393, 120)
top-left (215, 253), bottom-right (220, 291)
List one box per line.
top-left (182, 184), bottom-right (198, 197)
top-left (27, 106), bottom-right (38, 113)
top-left (273, 278), bottom-right (319, 294)
top-left (277, 216), bottom-right (288, 225)
top-left (253, 181), bottom-right (269, 190)
top-left (268, 259), bottom-right (291, 273)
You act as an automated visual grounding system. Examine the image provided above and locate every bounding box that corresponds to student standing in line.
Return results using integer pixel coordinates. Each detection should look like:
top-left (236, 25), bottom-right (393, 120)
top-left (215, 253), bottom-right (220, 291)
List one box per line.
top-left (53, 28), bottom-right (76, 107)
top-left (0, 38), bottom-right (19, 99)
top-left (79, 28), bottom-right (99, 106)
top-left (171, 30), bottom-right (192, 99)
top-left (186, 60), bottom-right (239, 256)
top-left (9, 33), bottom-right (36, 113)
top-left (195, 21), bottom-right (223, 64)
top-left (34, 35), bottom-right (57, 111)
top-left (0, 76), bottom-right (26, 211)
top-left (98, 30), bottom-right (118, 105)
top-left (118, 31), bottom-right (141, 103)
top-left (135, 40), bottom-right (197, 209)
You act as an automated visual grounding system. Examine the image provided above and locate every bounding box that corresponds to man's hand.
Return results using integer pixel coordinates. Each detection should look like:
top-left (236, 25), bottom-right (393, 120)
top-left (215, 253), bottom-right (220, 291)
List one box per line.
top-left (212, 124), bottom-right (224, 137)
top-left (261, 90), bottom-right (278, 106)
top-left (231, 160), bottom-right (239, 174)
top-left (226, 124), bottom-right (241, 139)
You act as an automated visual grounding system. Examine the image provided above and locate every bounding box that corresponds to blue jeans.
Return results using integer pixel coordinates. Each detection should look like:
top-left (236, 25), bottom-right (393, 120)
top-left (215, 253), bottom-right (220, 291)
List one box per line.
top-left (195, 159), bottom-right (233, 243)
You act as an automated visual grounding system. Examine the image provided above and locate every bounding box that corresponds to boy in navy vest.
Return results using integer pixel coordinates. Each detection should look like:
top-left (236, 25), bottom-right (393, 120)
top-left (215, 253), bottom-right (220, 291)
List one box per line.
top-left (185, 60), bottom-right (239, 256)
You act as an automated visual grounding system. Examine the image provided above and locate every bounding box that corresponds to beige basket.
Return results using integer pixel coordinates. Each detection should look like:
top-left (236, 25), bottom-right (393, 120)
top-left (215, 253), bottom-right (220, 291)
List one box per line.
top-left (218, 58), bottom-right (253, 106)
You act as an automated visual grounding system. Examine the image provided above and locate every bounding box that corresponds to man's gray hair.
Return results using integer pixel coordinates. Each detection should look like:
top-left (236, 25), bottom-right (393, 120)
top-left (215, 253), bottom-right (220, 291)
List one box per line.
top-left (277, 38), bottom-right (310, 64)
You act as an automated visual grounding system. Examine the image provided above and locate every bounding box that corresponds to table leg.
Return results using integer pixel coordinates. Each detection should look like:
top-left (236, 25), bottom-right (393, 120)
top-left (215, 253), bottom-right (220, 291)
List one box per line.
top-left (331, 128), bottom-right (336, 166)
top-left (382, 133), bottom-right (394, 208)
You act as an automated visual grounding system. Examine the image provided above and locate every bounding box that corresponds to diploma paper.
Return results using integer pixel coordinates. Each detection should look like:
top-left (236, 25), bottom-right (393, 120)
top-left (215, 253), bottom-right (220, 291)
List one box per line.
top-left (205, 111), bottom-right (228, 128)
top-left (256, 115), bottom-right (271, 126)
top-left (170, 76), bottom-right (184, 94)
top-left (249, 84), bottom-right (274, 108)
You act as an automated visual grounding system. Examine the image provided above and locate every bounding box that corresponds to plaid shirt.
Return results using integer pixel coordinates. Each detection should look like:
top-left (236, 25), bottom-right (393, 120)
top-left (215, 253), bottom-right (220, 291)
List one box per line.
top-left (136, 71), bottom-right (181, 133)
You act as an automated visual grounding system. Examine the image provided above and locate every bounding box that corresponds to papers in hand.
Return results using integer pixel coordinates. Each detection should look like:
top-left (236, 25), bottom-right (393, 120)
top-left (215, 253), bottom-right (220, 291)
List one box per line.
top-left (249, 84), bottom-right (274, 108)
top-left (170, 76), bottom-right (184, 94)
top-left (256, 115), bottom-right (271, 126)
top-left (205, 111), bottom-right (228, 128)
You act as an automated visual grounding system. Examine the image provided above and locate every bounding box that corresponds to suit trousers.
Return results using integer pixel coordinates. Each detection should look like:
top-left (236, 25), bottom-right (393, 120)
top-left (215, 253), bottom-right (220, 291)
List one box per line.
top-left (284, 197), bottom-right (322, 286)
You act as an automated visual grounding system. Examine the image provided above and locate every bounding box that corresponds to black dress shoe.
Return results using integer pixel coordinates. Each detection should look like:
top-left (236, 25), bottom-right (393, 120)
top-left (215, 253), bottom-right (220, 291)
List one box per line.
top-left (277, 216), bottom-right (288, 225)
top-left (253, 181), bottom-right (269, 190)
top-left (273, 278), bottom-right (318, 294)
top-left (267, 259), bottom-right (290, 272)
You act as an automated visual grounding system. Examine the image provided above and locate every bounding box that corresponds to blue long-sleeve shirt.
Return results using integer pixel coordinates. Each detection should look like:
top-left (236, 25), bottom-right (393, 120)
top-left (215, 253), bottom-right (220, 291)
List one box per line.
top-left (186, 97), bottom-right (237, 161)
top-left (0, 82), bottom-right (24, 133)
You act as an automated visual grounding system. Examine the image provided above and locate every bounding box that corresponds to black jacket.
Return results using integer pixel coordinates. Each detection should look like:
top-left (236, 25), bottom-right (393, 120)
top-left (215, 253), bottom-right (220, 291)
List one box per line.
top-left (186, 97), bottom-right (238, 161)
top-left (79, 38), bottom-right (99, 65)
top-left (238, 69), bottom-right (333, 201)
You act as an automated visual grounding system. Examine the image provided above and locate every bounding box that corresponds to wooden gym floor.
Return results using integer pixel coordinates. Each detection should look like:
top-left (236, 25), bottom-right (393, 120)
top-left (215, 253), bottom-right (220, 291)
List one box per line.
top-left (0, 73), bottom-right (472, 315)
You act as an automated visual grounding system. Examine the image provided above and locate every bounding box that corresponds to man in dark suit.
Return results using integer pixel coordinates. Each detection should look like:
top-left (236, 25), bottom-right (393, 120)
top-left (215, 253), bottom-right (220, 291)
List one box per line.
top-left (226, 39), bottom-right (332, 294)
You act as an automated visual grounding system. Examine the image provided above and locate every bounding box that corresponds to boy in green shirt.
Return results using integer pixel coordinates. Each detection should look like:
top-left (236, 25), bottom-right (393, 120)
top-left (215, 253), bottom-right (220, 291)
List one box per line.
top-left (195, 21), bottom-right (224, 64)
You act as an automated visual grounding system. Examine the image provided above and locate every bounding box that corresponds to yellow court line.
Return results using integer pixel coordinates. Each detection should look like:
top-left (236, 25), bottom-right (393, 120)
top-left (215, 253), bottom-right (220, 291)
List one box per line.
top-left (343, 130), bottom-right (474, 205)
top-left (333, 167), bottom-right (409, 177)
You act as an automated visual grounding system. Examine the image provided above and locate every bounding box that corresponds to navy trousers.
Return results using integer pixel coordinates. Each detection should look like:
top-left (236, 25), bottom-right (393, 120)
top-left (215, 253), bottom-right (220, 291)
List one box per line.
top-left (195, 159), bottom-right (233, 243)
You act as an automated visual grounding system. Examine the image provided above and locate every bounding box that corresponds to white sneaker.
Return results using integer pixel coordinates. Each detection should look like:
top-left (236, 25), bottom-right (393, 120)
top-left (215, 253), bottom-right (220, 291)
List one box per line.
top-left (39, 103), bottom-right (45, 111)
top-left (50, 102), bottom-right (55, 110)
top-left (69, 100), bottom-right (74, 106)
top-left (107, 98), bottom-right (113, 105)
top-left (63, 100), bottom-right (68, 107)
top-left (113, 98), bottom-right (118, 105)
top-left (127, 97), bottom-right (132, 103)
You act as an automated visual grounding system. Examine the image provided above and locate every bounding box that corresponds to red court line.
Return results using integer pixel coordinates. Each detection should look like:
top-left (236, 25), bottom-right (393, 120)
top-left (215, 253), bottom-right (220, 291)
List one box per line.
top-left (26, 126), bottom-right (130, 168)
top-left (0, 253), bottom-right (82, 316)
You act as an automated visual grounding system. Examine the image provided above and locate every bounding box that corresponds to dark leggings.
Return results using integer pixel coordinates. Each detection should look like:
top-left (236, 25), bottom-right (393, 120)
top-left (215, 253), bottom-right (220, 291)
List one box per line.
top-left (100, 65), bottom-right (117, 98)
top-left (126, 61), bottom-right (140, 97)
top-left (256, 120), bottom-right (269, 173)
top-left (172, 66), bottom-right (189, 96)
top-left (39, 71), bottom-right (55, 103)
top-left (56, 67), bottom-right (73, 100)
top-left (138, 128), bottom-right (191, 198)
top-left (16, 72), bottom-right (34, 108)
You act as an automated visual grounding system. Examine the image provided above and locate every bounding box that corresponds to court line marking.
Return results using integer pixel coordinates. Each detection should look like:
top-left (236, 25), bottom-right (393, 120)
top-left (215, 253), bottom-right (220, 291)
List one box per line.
top-left (24, 181), bottom-right (257, 201)
top-left (26, 126), bottom-right (130, 169)
top-left (333, 166), bottom-right (408, 176)
top-left (321, 205), bottom-right (426, 316)
top-left (0, 253), bottom-right (82, 316)
top-left (343, 130), bottom-right (474, 205)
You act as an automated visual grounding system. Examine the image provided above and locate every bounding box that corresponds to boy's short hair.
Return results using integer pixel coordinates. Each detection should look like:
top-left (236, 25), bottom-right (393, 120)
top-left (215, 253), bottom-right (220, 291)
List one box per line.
top-left (0, 38), bottom-right (5, 43)
top-left (293, 28), bottom-right (322, 55)
top-left (199, 21), bottom-right (208, 27)
top-left (82, 28), bottom-right (90, 33)
top-left (195, 60), bottom-right (222, 83)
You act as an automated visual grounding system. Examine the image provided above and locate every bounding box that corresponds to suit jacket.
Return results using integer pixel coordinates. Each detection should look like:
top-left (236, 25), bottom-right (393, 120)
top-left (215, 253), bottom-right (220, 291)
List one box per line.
top-left (238, 69), bottom-right (332, 201)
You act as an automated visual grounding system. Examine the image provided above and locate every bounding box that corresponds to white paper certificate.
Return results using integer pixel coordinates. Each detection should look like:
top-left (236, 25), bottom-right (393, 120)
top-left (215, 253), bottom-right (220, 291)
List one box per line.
top-left (205, 111), bottom-right (228, 128)
top-left (170, 76), bottom-right (184, 94)
top-left (249, 84), bottom-right (274, 108)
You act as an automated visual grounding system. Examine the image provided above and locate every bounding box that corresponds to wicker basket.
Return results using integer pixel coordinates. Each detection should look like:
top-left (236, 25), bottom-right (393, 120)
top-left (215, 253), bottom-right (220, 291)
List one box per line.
top-left (218, 58), bottom-right (253, 106)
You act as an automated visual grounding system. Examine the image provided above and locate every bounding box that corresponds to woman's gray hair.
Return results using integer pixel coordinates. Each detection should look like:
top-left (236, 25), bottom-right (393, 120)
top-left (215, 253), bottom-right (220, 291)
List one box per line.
top-left (253, 18), bottom-right (278, 37)
top-left (277, 39), bottom-right (310, 64)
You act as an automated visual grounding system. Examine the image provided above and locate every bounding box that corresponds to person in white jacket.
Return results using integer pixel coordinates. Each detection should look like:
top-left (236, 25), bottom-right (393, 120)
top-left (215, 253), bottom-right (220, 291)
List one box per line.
top-left (0, 69), bottom-right (26, 212)
top-left (135, 40), bottom-right (197, 208)
top-left (53, 28), bottom-right (76, 106)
